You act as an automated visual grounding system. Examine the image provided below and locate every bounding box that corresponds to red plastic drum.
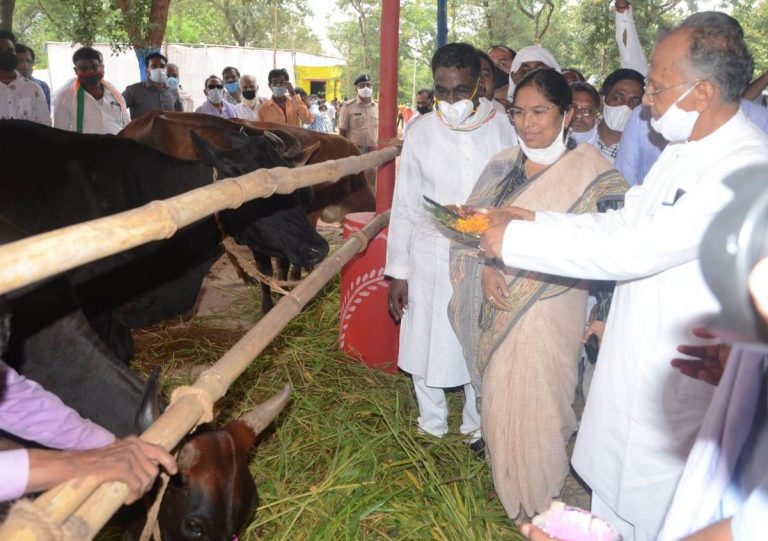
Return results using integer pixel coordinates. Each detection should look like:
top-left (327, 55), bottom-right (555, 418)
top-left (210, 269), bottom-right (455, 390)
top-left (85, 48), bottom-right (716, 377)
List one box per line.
top-left (340, 212), bottom-right (400, 373)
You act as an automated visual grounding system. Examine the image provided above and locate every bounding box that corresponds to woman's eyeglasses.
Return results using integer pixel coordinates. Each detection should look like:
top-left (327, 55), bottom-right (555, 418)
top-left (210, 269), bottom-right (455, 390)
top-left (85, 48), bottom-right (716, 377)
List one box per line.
top-left (506, 105), bottom-right (556, 123)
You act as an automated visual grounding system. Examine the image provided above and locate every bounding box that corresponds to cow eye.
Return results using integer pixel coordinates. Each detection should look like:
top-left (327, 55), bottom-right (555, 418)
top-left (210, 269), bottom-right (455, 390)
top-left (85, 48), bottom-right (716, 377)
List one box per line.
top-left (182, 517), bottom-right (204, 538)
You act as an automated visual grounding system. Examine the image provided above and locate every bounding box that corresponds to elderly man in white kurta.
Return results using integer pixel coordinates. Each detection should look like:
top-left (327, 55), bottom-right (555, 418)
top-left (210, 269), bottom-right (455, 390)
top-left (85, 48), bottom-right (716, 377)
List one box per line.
top-left (386, 43), bottom-right (516, 442)
top-left (480, 19), bottom-right (768, 541)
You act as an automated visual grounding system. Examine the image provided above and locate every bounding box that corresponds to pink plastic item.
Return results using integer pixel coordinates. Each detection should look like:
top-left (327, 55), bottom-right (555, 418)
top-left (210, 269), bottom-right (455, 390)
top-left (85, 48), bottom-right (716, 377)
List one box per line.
top-left (532, 502), bottom-right (622, 541)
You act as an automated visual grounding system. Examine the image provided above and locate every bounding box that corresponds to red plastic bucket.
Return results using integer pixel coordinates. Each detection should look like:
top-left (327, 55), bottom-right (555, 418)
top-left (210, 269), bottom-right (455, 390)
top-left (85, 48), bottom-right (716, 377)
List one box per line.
top-left (340, 212), bottom-right (400, 373)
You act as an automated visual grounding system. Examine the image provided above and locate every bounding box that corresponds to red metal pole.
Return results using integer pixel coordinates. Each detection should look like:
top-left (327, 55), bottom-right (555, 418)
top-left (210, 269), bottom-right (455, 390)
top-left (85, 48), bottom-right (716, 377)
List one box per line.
top-left (375, 0), bottom-right (400, 213)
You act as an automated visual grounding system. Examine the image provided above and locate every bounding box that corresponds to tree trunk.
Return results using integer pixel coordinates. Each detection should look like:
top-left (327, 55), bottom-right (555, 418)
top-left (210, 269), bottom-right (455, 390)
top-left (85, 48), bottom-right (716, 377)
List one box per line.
top-left (146, 0), bottom-right (171, 47)
top-left (0, 0), bottom-right (15, 31)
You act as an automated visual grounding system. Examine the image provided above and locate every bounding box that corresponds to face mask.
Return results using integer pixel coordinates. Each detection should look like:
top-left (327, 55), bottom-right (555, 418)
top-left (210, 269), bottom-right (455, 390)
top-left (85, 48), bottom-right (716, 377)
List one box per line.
top-left (225, 81), bottom-right (240, 93)
top-left (436, 98), bottom-right (475, 128)
top-left (166, 77), bottom-right (179, 89)
top-left (357, 86), bottom-right (373, 98)
top-left (148, 68), bottom-right (167, 84)
top-left (435, 79), bottom-right (481, 129)
top-left (416, 105), bottom-right (431, 115)
top-left (208, 88), bottom-right (224, 105)
top-left (602, 104), bottom-right (632, 132)
top-left (519, 119), bottom-right (568, 165)
top-left (493, 66), bottom-right (509, 89)
top-left (0, 51), bottom-right (18, 72)
top-left (650, 83), bottom-right (700, 143)
top-left (77, 73), bottom-right (103, 87)
top-left (242, 89), bottom-right (257, 100)
top-left (272, 86), bottom-right (289, 98)
top-left (570, 123), bottom-right (599, 145)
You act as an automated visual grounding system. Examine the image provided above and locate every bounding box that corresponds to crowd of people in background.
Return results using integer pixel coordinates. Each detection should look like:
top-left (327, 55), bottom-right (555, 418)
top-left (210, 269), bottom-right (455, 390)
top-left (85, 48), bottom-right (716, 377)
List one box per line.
top-left (0, 29), bottom-right (379, 150)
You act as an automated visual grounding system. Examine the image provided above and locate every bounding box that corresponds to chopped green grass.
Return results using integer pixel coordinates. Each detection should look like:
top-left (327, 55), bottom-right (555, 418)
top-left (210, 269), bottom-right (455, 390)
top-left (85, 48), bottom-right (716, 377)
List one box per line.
top-left (129, 274), bottom-right (523, 540)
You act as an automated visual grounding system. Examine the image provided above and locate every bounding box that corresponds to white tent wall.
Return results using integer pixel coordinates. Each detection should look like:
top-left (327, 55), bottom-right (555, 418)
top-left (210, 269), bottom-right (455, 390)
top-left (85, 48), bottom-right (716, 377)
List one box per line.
top-left (45, 42), bottom-right (345, 113)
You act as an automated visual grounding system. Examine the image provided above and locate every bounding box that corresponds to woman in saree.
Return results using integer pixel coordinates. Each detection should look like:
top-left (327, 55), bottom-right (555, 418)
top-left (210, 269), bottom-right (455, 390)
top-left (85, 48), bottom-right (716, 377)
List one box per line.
top-left (448, 68), bottom-right (627, 519)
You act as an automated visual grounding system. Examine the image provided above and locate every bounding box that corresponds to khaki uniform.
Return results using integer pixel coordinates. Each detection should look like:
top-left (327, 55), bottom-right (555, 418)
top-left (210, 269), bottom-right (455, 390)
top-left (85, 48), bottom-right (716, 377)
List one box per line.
top-left (339, 97), bottom-right (378, 149)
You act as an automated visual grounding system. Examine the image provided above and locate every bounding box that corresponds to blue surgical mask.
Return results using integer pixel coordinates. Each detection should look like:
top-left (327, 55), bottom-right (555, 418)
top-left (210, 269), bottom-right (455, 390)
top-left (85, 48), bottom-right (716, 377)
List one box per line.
top-left (166, 77), bottom-right (179, 89)
top-left (225, 81), bottom-right (240, 93)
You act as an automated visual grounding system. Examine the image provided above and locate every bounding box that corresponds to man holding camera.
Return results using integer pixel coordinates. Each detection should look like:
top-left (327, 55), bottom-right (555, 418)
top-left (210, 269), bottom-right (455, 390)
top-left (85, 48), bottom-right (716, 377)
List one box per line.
top-left (480, 13), bottom-right (768, 541)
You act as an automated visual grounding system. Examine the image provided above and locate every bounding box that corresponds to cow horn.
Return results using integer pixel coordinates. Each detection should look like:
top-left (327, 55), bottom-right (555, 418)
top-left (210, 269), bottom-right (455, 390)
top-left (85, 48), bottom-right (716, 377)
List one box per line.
top-left (263, 130), bottom-right (286, 153)
top-left (238, 384), bottom-right (292, 436)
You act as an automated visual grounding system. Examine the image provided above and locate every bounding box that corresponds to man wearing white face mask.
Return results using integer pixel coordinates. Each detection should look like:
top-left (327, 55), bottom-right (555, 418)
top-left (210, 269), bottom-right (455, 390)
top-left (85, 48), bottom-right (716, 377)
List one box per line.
top-left (194, 75), bottom-right (239, 119)
top-left (122, 52), bottom-right (183, 120)
top-left (255, 68), bottom-right (312, 127)
top-left (338, 74), bottom-right (379, 152)
top-left (595, 68), bottom-right (644, 163)
top-left (480, 16), bottom-right (768, 540)
top-left (386, 43), bottom-right (516, 456)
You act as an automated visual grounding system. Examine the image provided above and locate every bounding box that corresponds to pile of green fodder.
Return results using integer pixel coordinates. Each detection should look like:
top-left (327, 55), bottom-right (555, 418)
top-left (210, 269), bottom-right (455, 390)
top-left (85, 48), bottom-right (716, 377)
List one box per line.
top-left (131, 278), bottom-right (523, 541)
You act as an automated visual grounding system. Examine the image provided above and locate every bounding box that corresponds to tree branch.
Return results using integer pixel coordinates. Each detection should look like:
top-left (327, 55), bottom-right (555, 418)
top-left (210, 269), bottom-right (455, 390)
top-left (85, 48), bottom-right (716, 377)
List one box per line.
top-left (516, 0), bottom-right (534, 20)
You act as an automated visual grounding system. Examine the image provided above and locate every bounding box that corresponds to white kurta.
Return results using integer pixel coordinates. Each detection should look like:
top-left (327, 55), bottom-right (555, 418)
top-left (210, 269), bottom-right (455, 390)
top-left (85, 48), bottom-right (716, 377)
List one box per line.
top-left (385, 102), bottom-right (517, 388)
top-left (53, 82), bottom-right (131, 135)
top-left (499, 110), bottom-right (768, 538)
top-left (0, 72), bottom-right (51, 125)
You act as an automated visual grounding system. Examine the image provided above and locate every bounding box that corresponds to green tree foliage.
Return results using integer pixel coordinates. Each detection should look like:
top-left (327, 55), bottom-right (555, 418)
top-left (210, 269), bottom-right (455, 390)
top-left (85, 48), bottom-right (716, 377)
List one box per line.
top-left (732, 0), bottom-right (768, 74)
top-left (11, 0), bottom-right (320, 69)
top-left (330, 0), bottom-right (438, 104)
top-left (165, 0), bottom-right (321, 52)
top-left (329, 0), bottom-right (720, 104)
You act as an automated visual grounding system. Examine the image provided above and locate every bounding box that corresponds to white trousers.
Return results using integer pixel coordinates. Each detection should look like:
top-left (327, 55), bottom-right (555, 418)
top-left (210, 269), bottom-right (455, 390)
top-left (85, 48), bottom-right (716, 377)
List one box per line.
top-left (591, 492), bottom-right (654, 541)
top-left (411, 373), bottom-right (481, 440)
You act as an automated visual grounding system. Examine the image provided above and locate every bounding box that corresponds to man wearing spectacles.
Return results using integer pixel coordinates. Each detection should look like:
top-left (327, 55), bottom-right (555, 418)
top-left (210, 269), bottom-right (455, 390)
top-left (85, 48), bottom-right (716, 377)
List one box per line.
top-left (194, 75), bottom-right (239, 119)
top-left (15, 44), bottom-right (51, 112)
top-left (481, 14), bottom-right (768, 541)
top-left (614, 7), bottom-right (768, 187)
top-left (53, 47), bottom-right (130, 135)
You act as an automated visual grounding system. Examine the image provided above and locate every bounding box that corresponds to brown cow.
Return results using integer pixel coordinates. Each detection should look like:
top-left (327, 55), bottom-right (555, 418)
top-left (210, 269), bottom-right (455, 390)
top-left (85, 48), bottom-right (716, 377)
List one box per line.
top-left (138, 376), bottom-right (292, 541)
top-left (119, 112), bottom-right (375, 223)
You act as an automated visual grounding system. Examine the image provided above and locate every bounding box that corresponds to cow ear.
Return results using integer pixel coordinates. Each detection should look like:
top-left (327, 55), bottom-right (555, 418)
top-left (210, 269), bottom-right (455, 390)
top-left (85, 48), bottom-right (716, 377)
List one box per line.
top-left (135, 367), bottom-right (164, 434)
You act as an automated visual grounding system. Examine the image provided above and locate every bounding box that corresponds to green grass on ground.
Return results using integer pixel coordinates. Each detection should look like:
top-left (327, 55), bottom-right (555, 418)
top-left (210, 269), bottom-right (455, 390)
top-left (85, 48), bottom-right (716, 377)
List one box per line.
top-left (129, 278), bottom-right (523, 541)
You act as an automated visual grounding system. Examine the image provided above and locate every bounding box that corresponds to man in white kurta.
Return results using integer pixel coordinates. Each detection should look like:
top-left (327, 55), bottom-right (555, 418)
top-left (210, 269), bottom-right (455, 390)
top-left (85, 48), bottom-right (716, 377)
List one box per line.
top-left (480, 22), bottom-right (768, 541)
top-left (54, 79), bottom-right (130, 135)
top-left (386, 43), bottom-right (516, 440)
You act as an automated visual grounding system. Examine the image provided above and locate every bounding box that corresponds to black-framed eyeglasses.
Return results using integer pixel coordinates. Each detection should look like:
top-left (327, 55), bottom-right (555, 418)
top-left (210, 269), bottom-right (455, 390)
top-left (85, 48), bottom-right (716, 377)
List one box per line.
top-left (207, 84), bottom-right (224, 90)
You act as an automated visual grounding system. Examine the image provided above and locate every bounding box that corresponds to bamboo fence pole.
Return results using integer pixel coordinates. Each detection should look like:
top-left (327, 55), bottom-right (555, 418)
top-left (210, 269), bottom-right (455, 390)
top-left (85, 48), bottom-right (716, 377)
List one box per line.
top-left (0, 146), bottom-right (399, 298)
top-left (0, 211), bottom-right (391, 541)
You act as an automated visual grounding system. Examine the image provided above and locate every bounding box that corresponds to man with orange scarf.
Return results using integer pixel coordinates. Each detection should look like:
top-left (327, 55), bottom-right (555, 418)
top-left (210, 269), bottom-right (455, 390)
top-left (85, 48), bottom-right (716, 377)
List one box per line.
top-left (54, 47), bottom-right (130, 135)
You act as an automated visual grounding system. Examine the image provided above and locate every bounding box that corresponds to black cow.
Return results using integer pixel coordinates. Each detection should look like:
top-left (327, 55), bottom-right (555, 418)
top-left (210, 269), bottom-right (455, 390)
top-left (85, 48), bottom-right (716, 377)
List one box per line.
top-left (0, 218), bottom-right (145, 437)
top-left (0, 120), bottom-right (329, 362)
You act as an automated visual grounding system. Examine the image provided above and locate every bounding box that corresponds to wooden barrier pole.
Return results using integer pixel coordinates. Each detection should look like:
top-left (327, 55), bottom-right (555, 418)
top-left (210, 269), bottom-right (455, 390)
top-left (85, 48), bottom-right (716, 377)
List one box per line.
top-left (0, 212), bottom-right (391, 541)
top-left (0, 147), bottom-right (399, 298)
